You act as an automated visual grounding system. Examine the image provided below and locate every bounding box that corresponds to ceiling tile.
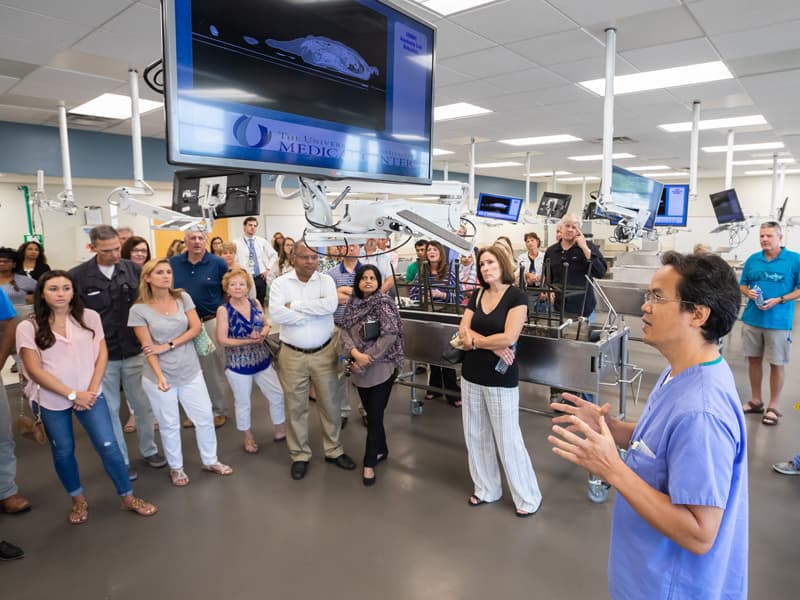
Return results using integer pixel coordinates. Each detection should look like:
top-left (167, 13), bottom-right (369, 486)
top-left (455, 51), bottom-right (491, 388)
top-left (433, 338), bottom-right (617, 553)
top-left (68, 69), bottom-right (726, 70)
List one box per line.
top-left (621, 37), bottom-right (719, 71)
top-left (99, 2), bottom-right (160, 35)
top-left (440, 46), bottom-right (534, 78)
top-left (586, 7), bottom-right (704, 52)
top-left (434, 20), bottom-right (495, 60)
top-left (48, 49), bottom-right (132, 81)
top-left (450, 0), bottom-right (575, 44)
top-left (729, 49), bottom-right (800, 78)
top-left (478, 67), bottom-right (568, 94)
top-left (546, 56), bottom-right (637, 83)
top-left (0, 0), bottom-right (133, 27)
top-left (687, 0), bottom-right (800, 36)
top-left (546, 0), bottom-right (678, 27)
top-left (0, 103), bottom-right (56, 124)
top-left (0, 57), bottom-right (37, 79)
top-left (433, 64), bottom-right (473, 87)
top-left (10, 67), bottom-right (123, 105)
top-left (74, 28), bottom-right (162, 67)
top-left (0, 34), bottom-right (63, 65)
top-left (508, 29), bottom-right (605, 66)
top-left (0, 6), bottom-right (92, 48)
top-left (0, 93), bottom-right (63, 110)
top-left (436, 78), bottom-right (514, 103)
top-left (711, 19), bottom-right (800, 61)
top-left (665, 78), bottom-right (747, 105)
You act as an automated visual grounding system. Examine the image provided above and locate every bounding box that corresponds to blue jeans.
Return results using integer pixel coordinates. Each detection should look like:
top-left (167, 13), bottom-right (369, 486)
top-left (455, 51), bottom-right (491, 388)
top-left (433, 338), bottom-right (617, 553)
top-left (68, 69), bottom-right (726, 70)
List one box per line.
top-left (0, 382), bottom-right (18, 500)
top-left (102, 355), bottom-right (158, 464)
top-left (37, 396), bottom-right (132, 497)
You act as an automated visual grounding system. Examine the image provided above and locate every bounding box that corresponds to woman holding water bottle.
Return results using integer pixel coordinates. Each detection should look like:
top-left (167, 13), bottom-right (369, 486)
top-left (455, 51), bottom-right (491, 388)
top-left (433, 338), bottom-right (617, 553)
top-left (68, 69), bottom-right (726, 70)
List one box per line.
top-left (457, 244), bottom-right (543, 517)
top-left (216, 268), bottom-right (286, 453)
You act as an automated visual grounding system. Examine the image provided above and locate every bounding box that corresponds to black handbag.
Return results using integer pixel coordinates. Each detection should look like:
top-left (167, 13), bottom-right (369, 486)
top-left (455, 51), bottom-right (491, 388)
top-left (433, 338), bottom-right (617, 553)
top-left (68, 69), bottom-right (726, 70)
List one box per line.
top-left (441, 343), bottom-right (465, 364)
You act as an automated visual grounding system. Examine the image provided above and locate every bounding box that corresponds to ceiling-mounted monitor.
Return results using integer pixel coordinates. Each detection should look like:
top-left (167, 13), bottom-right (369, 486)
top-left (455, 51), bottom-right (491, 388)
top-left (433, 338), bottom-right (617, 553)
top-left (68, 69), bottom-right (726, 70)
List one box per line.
top-left (476, 192), bottom-right (524, 223)
top-left (609, 165), bottom-right (664, 231)
top-left (536, 191), bottom-right (572, 219)
top-left (172, 169), bottom-right (261, 218)
top-left (653, 184), bottom-right (689, 227)
top-left (710, 188), bottom-right (745, 224)
top-left (162, 0), bottom-right (435, 184)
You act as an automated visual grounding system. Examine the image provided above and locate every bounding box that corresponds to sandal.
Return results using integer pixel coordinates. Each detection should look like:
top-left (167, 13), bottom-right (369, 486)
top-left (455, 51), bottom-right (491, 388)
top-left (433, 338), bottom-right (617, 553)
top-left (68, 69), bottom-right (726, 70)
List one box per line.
top-left (170, 468), bottom-right (190, 487)
top-left (762, 408), bottom-right (782, 426)
top-left (468, 495), bottom-right (487, 507)
top-left (243, 438), bottom-right (260, 454)
top-left (121, 496), bottom-right (158, 517)
top-left (68, 500), bottom-right (89, 525)
top-left (202, 462), bottom-right (234, 476)
top-left (123, 416), bottom-right (136, 433)
top-left (742, 401), bottom-right (765, 414)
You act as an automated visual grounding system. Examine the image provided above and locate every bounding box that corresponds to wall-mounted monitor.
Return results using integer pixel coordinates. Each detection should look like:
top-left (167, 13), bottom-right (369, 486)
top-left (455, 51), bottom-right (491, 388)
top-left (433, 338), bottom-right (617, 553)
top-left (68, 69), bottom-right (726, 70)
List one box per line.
top-left (710, 188), bottom-right (745, 224)
top-left (609, 165), bottom-right (664, 231)
top-left (172, 169), bottom-right (261, 218)
top-left (476, 192), bottom-right (524, 223)
top-left (536, 192), bottom-right (572, 219)
top-left (653, 184), bottom-right (689, 227)
top-left (162, 0), bottom-right (435, 184)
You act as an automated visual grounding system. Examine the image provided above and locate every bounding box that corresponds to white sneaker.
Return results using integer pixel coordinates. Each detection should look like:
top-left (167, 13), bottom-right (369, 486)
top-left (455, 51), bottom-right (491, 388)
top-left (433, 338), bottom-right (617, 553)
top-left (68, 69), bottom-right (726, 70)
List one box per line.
top-left (772, 461), bottom-right (800, 475)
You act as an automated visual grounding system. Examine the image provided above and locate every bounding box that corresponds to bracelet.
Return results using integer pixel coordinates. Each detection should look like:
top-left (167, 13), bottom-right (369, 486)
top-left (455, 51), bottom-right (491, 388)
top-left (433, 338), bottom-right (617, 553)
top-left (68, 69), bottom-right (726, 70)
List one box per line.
top-left (472, 339), bottom-right (476, 351)
top-left (780, 296), bottom-right (786, 304)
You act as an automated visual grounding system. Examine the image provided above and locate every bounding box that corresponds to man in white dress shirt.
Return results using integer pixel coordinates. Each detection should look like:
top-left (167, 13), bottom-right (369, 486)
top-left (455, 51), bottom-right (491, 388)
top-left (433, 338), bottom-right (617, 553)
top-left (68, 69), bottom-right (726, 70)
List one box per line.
top-left (269, 241), bottom-right (356, 480)
top-left (234, 216), bottom-right (277, 305)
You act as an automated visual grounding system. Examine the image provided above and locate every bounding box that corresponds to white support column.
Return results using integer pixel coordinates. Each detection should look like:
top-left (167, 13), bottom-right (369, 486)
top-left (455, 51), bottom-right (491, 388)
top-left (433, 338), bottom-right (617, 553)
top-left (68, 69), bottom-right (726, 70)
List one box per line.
top-left (443, 161), bottom-right (449, 181)
top-left (581, 176), bottom-right (587, 212)
top-left (770, 153), bottom-right (779, 218)
top-left (689, 100), bottom-right (700, 199)
top-left (779, 163), bottom-right (786, 215)
top-left (57, 101), bottom-right (75, 208)
top-left (129, 68), bottom-right (144, 186)
top-left (600, 27), bottom-right (616, 202)
top-left (468, 137), bottom-right (476, 213)
top-left (551, 169), bottom-right (557, 193)
top-left (724, 129), bottom-right (734, 189)
top-left (525, 152), bottom-right (532, 212)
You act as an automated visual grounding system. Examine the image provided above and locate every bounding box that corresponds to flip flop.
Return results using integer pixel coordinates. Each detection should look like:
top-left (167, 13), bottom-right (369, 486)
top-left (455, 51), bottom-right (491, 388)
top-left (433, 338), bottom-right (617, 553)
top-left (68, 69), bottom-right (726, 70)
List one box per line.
top-left (515, 499), bottom-right (543, 518)
top-left (467, 495), bottom-right (487, 507)
top-left (742, 401), bottom-right (765, 414)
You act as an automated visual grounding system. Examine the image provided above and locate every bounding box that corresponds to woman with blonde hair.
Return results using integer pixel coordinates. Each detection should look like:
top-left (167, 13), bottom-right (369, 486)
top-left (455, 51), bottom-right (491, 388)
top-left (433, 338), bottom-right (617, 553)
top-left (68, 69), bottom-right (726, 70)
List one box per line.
top-left (216, 267), bottom-right (286, 452)
top-left (128, 259), bottom-right (233, 486)
top-left (166, 239), bottom-right (185, 258)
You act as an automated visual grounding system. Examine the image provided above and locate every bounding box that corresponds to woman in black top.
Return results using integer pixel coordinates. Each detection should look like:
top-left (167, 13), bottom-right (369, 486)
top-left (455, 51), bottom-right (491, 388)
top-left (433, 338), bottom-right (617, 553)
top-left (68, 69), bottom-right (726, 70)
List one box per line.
top-left (15, 241), bottom-right (50, 281)
top-left (457, 245), bottom-right (542, 517)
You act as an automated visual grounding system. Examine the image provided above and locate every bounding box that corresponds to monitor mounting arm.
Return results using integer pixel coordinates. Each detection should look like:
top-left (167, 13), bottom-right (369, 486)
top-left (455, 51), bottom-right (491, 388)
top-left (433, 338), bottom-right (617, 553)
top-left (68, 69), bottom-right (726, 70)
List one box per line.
top-left (106, 181), bottom-right (213, 231)
top-left (597, 191), bottom-right (652, 244)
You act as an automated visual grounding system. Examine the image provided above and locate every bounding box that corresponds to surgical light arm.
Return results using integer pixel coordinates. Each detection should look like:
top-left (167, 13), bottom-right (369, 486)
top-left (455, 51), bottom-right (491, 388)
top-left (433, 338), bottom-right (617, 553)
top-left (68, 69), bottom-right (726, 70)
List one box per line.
top-left (106, 182), bottom-right (210, 231)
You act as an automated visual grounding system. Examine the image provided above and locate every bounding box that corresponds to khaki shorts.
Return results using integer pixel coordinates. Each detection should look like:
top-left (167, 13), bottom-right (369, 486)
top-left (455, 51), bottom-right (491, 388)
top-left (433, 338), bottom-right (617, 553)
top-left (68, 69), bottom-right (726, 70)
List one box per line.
top-left (741, 323), bottom-right (792, 365)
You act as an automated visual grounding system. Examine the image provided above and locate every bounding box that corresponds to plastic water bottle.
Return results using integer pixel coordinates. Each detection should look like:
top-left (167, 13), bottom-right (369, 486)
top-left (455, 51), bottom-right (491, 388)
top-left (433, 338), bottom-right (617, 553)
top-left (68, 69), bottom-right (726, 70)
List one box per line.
top-left (752, 285), bottom-right (765, 307)
top-left (495, 343), bottom-right (517, 374)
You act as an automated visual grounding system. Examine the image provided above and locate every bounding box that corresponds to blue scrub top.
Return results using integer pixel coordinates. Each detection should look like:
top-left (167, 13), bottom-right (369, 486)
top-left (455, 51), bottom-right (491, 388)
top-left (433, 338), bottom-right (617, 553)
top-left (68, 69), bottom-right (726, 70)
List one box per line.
top-left (608, 358), bottom-right (748, 600)
top-left (740, 247), bottom-right (800, 330)
top-left (0, 288), bottom-right (16, 320)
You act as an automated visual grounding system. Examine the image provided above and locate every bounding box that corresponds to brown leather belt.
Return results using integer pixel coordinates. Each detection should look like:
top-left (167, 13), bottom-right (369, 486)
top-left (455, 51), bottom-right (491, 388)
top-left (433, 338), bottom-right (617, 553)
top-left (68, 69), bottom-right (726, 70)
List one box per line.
top-left (281, 337), bottom-right (332, 354)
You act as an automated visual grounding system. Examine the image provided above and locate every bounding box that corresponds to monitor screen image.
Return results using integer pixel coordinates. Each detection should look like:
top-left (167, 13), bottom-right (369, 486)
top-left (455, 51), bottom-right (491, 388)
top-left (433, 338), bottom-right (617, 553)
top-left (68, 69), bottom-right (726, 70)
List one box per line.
top-left (710, 188), bottom-right (745, 224)
top-left (653, 184), bottom-right (689, 227)
top-left (536, 192), bottom-right (572, 219)
top-left (162, 0), bottom-right (435, 183)
top-left (476, 193), bottom-right (524, 223)
top-left (172, 169), bottom-right (261, 218)
top-left (610, 165), bottom-right (664, 231)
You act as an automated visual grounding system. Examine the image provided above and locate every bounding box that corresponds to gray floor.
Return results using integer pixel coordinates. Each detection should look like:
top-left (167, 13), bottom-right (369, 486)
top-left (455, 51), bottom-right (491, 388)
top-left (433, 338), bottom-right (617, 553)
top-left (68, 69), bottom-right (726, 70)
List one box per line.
top-left (2, 319), bottom-right (799, 599)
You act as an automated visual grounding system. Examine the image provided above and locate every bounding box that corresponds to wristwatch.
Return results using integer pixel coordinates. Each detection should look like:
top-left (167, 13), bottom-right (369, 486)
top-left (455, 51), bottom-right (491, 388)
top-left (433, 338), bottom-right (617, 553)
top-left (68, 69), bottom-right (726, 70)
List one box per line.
top-left (780, 296), bottom-right (786, 304)
top-left (168, 341), bottom-right (175, 350)
top-left (67, 390), bottom-right (77, 402)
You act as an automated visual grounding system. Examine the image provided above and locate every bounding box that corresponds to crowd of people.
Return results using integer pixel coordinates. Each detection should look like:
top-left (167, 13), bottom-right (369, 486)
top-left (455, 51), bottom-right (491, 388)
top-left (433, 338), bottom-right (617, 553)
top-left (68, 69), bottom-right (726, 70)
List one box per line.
top-left (1, 215), bottom-right (797, 599)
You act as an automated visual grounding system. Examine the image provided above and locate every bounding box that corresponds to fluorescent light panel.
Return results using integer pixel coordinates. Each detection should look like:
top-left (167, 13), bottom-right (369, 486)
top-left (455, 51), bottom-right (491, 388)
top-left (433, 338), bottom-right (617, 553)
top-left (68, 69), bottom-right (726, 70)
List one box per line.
top-left (433, 102), bottom-right (492, 122)
top-left (732, 158), bottom-right (795, 166)
top-left (417, 0), bottom-right (498, 16)
top-left (568, 153), bottom-right (636, 161)
top-left (69, 93), bottom-right (163, 119)
top-left (627, 165), bottom-right (670, 171)
top-left (432, 148), bottom-right (454, 156)
top-left (658, 114), bottom-right (766, 133)
top-left (648, 172), bottom-right (689, 178)
top-left (558, 176), bottom-right (600, 182)
top-left (498, 134), bottom-right (582, 146)
top-left (527, 171), bottom-right (572, 177)
top-left (579, 61), bottom-right (733, 96)
top-left (745, 169), bottom-right (800, 175)
top-left (474, 161), bottom-right (521, 168)
top-left (702, 142), bottom-right (784, 153)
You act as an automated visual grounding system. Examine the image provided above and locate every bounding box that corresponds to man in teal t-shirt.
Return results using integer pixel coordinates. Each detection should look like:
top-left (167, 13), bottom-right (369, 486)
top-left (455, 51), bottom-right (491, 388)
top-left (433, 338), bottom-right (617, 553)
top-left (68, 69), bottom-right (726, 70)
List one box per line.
top-left (405, 239), bottom-right (428, 282)
top-left (738, 221), bottom-right (800, 425)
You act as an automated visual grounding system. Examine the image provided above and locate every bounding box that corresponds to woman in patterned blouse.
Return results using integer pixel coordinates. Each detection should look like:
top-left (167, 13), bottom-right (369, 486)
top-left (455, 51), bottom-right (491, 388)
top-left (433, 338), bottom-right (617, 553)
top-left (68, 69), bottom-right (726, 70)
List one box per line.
top-left (215, 267), bottom-right (286, 453)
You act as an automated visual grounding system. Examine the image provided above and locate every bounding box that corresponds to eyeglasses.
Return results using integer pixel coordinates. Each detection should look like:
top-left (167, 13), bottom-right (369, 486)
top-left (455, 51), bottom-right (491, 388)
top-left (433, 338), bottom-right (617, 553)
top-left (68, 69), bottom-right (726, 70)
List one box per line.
top-left (130, 248), bottom-right (148, 254)
top-left (643, 291), bottom-right (694, 306)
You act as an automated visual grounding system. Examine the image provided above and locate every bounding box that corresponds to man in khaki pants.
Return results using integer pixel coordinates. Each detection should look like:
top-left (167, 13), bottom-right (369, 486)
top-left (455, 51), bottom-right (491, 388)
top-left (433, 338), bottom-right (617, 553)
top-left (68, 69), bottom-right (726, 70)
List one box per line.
top-left (269, 242), bottom-right (356, 480)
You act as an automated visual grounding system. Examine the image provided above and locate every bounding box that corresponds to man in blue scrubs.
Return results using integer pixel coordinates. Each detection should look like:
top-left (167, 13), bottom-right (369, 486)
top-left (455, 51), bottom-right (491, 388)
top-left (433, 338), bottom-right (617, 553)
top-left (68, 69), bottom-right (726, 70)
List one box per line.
top-left (549, 251), bottom-right (748, 599)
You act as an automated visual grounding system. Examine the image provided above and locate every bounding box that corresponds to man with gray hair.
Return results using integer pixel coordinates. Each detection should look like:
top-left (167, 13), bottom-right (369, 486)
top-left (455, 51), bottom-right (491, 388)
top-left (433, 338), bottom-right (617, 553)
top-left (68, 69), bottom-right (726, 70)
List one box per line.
top-left (70, 225), bottom-right (165, 480)
top-left (170, 228), bottom-right (230, 427)
top-left (541, 213), bottom-right (607, 318)
top-left (739, 220), bottom-right (800, 426)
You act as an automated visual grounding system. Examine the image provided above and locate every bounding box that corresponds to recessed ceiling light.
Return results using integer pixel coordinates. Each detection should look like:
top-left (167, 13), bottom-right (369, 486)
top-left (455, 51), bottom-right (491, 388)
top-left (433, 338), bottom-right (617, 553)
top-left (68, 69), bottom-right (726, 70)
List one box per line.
top-left (658, 114), bottom-right (767, 133)
top-left (579, 61), bottom-right (733, 96)
top-left (627, 165), bottom-right (671, 171)
top-left (647, 172), bottom-right (689, 178)
top-left (432, 148), bottom-right (454, 156)
top-left (568, 153), bottom-right (636, 161)
top-left (69, 93), bottom-right (163, 120)
top-left (732, 158), bottom-right (795, 166)
top-left (433, 102), bottom-right (492, 122)
top-left (474, 161), bottom-right (522, 168)
top-left (744, 169), bottom-right (800, 175)
top-left (416, 0), bottom-right (498, 16)
top-left (498, 134), bottom-right (582, 146)
top-left (751, 151), bottom-right (792, 157)
top-left (527, 171), bottom-right (572, 177)
top-left (557, 176), bottom-right (600, 182)
top-left (702, 142), bottom-right (784, 153)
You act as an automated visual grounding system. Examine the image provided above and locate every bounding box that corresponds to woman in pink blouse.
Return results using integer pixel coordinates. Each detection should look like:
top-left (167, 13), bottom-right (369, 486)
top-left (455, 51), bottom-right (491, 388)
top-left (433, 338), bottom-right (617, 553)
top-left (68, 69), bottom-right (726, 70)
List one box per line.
top-left (16, 271), bottom-right (157, 525)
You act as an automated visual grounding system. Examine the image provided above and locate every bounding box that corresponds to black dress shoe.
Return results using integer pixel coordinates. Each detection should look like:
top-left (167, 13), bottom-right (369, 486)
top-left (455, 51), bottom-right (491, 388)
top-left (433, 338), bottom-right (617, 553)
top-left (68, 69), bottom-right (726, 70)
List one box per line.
top-left (290, 461), bottom-right (309, 480)
top-left (0, 540), bottom-right (24, 561)
top-left (325, 453), bottom-right (356, 470)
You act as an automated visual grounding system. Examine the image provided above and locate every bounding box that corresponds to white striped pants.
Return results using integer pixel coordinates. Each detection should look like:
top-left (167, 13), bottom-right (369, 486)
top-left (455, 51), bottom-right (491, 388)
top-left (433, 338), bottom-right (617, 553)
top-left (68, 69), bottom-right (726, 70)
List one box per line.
top-left (225, 365), bottom-right (285, 432)
top-left (461, 379), bottom-right (542, 513)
